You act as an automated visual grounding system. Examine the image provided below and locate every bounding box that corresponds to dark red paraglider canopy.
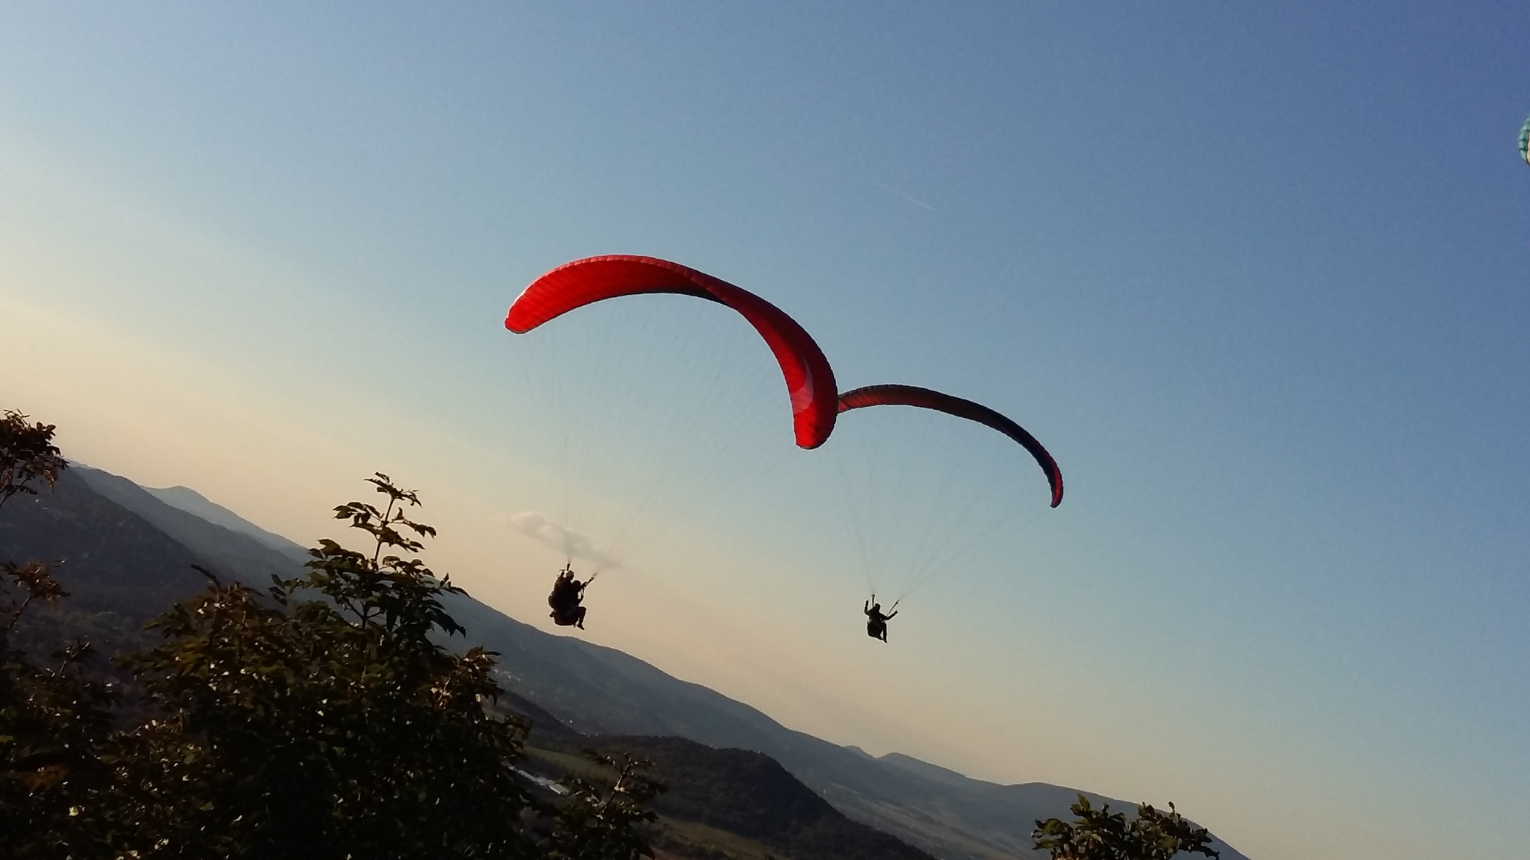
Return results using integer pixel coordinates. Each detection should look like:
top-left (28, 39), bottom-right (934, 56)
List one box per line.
top-left (507, 255), bottom-right (838, 449)
top-left (838, 384), bottom-right (1063, 508)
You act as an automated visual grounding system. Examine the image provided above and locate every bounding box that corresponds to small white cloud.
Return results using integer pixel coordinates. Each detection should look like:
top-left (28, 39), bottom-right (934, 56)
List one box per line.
top-left (506, 511), bottom-right (622, 570)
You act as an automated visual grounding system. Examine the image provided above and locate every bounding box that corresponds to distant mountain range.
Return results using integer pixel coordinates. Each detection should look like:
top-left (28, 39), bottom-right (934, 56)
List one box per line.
top-left (0, 466), bottom-right (1249, 860)
top-left (142, 483), bottom-right (305, 557)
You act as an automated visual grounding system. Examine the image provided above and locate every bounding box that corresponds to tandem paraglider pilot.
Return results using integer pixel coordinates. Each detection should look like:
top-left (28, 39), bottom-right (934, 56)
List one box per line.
top-left (548, 564), bottom-right (589, 629)
top-left (864, 596), bottom-right (898, 643)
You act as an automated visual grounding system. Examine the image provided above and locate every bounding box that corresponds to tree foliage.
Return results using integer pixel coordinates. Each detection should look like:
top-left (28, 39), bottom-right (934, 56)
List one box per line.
top-left (539, 751), bottom-right (665, 860)
top-left (0, 411), bottom-right (68, 511)
top-left (112, 473), bottom-right (536, 858)
top-left (1033, 794), bottom-right (1219, 860)
top-left (0, 410), bottom-right (117, 858)
top-left (0, 437), bottom-right (665, 859)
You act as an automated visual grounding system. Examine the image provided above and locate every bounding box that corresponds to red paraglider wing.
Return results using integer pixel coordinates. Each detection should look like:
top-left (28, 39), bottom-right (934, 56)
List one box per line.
top-left (507, 255), bottom-right (838, 449)
top-left (837, 384), bottom-right (1063, 508)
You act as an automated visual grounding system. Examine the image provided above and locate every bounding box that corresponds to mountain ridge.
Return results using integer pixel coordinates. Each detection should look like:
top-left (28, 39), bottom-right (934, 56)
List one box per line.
top-left (143, 483), bottom-right (306, 558)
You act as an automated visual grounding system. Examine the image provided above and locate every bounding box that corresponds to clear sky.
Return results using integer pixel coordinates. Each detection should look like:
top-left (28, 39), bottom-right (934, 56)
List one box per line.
top-left (3, 4), bottom-right (1528, 858)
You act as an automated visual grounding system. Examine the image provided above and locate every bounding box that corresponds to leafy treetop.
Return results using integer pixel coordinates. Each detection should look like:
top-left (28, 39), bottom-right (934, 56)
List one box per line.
top-left (0, 410), bottom-right (68, 511)
top-left (1033, 794), bottom-right (1220, 860)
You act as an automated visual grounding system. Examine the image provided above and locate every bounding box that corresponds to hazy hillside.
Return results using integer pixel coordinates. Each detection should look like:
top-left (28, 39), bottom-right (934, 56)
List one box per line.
top-left (144, 483), bottom-right (308, 559)
top-left (443, 569), bottom-right (1251, 860)
top-left (586, 735), bottom-right (939, 860)
top-left (447, 596), bottom-right (1142, 860)
top-left (0, 467), bottom-right (1249, 860)
top-left (75, 466), bottom-right (308, 580)
top-left (0, 470), bottom-right (212, 655)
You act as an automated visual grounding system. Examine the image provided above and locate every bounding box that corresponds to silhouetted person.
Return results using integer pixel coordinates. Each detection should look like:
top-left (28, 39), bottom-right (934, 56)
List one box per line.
top-left (864, 596), bottom-right (897, 642)
top-left (548, 564), bottom-right (588, 629)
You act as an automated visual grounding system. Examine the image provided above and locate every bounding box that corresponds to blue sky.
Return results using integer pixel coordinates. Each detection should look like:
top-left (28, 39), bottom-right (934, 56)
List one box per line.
top-left (3, 4), bottom-right (1528, 858)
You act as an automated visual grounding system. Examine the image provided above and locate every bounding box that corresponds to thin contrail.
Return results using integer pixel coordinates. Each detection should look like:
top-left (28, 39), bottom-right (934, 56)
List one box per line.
top-left (876, 182), bottom-right (936, 212)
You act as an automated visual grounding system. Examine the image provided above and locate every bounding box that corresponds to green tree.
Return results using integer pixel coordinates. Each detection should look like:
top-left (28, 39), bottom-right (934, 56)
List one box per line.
top-left (0, 410), bottom-right (68, 510)
top-left (541, 751), bottom-right (666, 860)
top-left (114, 473), bottom-right (537, 858)
top-left (1033, 794), bottom-right (1220, 860)
top-left (0, 416), bottom-right (667, 859)
top-left (0, 632), bottom-right (119, 860)
top-left (0, 409), bottom-right (121, 859)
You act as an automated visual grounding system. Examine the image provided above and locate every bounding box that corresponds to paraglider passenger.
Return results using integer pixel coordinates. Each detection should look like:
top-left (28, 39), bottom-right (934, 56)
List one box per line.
top-left (548, 564), bottom-right (588, 629)
top-left (864, 596), bottom-right (897, 642)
